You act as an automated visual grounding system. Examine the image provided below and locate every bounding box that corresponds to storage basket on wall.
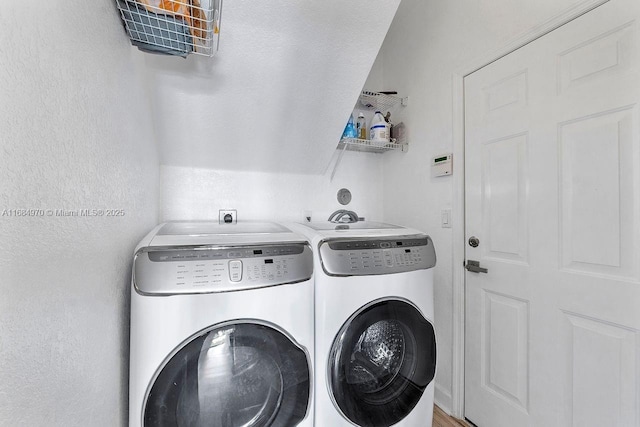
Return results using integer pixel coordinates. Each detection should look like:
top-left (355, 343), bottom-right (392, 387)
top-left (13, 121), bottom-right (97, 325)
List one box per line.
top-left (116, 0), bottom-right (222, 58)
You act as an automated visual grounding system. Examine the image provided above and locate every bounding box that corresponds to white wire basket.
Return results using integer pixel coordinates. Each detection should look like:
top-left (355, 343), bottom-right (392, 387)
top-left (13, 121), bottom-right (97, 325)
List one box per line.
top-left (358, 91), bottom-right (406, 111)
top-left (338, 138), bottom-right (408, 153)
top-left (116, 0), bottom-right (222, 57)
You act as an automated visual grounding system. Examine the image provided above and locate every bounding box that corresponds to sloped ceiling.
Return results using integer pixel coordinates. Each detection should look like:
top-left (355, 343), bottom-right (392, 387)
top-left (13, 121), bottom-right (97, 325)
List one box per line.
top-left (141, 0), bottom-right (401, 174)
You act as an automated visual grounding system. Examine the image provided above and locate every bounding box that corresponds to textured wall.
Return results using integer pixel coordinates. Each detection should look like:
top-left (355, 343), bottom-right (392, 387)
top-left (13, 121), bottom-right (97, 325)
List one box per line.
top-left (379, 0), bottom-right (585, 412)
top-left (0, 1), bottom-right (159, 425)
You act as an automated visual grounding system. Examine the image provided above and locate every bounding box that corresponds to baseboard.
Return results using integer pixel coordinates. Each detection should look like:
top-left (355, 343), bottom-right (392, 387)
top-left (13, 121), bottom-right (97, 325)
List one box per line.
top-left (434, 382), bottom-right (453, 415)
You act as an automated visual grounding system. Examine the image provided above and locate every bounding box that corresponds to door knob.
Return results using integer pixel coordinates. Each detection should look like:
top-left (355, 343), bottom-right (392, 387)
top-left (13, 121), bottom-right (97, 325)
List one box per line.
top-left (465, 260), bottom-right (488, 273)
top-left (468, 236), bottom-right (480, 247)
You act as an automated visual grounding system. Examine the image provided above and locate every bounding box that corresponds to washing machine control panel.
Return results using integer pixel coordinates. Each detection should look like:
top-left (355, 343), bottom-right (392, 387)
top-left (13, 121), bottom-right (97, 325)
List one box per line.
top-left (134, 243), bottom-right (313, 295)
top-left (319, 235), bottom-right (436, 276)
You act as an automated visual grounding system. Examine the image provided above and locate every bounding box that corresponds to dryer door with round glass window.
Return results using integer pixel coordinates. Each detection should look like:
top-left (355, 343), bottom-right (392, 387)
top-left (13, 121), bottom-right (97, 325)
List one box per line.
top-left (329, 299), bottom-right (436, 427)
top-left (144, 322), bottom-right (311, 427)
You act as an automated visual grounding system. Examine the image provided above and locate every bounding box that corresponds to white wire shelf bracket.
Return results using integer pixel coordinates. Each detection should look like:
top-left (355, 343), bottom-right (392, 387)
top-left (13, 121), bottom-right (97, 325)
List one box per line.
top-left (326, 138), bottom-right (408, 181)
top-left (116, 0), bottom-right (222, 57)
top-left (338, 138), bottom-right (409, 154)
top-left (358, 91), bottom-right (408, 111)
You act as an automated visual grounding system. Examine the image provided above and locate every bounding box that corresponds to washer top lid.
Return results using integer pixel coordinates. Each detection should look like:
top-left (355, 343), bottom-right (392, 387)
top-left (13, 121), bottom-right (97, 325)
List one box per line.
top-left (288, 221), bottom-right (426, 242)
top-left (304, 221), bottom-right (402, 231)
top-left (157, 221), bottom-right (290, 236)
top-left (148, 221), bottom-right (306, 247)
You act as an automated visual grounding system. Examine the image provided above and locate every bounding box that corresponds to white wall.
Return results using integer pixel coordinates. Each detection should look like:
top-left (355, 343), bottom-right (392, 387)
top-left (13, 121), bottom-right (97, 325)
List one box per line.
top-left (161, 49), bottom-right (390, 224)
top-left (379, 0), bottom-right (585, 413)
top-left (0, 2), bottom-right (159, 425)
top-left (143, 0), bottom-right (401, 175)
top-left (161, 150), bottom-right (384, 222)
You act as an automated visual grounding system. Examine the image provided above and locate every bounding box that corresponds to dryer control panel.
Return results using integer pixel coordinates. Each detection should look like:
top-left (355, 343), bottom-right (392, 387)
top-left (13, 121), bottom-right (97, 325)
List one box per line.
top-left (134, 243), bottom-right (313, 295)
top-left (319, 235), bottom-right (436, 276)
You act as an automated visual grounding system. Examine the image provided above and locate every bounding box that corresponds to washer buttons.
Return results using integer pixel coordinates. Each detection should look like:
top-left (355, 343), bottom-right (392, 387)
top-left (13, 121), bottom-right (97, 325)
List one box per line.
top-left (229, 260), bottom-right (243, 282)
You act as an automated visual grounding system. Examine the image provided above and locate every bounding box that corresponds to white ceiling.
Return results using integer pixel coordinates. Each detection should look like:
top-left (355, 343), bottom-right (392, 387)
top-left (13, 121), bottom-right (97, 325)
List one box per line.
top-left (141, 0), bottom-right (401, 174)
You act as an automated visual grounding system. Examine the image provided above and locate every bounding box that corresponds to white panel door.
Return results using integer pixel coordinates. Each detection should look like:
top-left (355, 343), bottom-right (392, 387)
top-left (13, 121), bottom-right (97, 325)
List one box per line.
top-left (464, 0), bottom-right (640, 426)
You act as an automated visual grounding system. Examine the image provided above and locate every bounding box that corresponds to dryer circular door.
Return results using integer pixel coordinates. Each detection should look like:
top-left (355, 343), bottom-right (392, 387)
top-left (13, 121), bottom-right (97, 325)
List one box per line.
top-left (329, 299), bottom-right (436, 427)
top-left (143, 322), bottom-right (311, 427)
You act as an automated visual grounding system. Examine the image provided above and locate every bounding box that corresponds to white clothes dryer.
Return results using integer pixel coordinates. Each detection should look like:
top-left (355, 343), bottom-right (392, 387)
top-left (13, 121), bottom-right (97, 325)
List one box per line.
top-left (129, 222), bottom-right (314, 427)
top-left (288, 221), bottom-right (437, 427)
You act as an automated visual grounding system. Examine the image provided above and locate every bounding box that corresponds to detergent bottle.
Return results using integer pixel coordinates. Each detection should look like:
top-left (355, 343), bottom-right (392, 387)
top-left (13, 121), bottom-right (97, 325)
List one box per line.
top-left (370, 111), bottom-right (390, 144)
top-left (342, 114), bottom-right (358, 139)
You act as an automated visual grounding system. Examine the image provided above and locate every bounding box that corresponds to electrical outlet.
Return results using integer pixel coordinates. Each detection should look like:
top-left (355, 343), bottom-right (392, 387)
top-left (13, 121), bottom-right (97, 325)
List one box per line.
top-left (219, 209), bottom-right (237, 224)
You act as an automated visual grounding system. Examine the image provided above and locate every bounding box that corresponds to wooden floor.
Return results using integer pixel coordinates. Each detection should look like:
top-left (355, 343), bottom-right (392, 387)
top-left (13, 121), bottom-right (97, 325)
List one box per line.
top-left (433, 405), bottom-right (470, 427)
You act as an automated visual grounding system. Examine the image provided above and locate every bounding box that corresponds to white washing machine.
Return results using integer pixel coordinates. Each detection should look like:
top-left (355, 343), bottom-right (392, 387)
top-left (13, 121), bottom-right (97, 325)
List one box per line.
top-left (288, 221), bottom-right (437, 427)
top-left (129, 222), bottom-right (314, 427)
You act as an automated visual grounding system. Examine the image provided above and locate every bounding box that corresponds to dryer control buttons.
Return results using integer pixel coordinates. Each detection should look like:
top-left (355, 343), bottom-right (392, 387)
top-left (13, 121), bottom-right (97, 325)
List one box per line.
top-left (229, 260), bottom-right (243, 282)
top-left (319, 236), bottom-right (436, 276)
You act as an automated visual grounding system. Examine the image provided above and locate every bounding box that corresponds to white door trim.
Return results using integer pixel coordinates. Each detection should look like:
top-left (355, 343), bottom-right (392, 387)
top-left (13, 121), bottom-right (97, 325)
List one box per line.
top-left (449, 0), bottom-right (610, 418)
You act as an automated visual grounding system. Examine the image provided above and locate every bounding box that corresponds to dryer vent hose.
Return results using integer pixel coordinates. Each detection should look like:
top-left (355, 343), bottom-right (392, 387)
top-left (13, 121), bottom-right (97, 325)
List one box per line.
top-left (328, 210), bottom-right (360, 223)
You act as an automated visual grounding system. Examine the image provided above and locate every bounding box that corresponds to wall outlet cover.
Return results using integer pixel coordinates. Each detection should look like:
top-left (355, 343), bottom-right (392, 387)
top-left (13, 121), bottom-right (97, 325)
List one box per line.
top-left (219, 209), bottom-right (237, 224)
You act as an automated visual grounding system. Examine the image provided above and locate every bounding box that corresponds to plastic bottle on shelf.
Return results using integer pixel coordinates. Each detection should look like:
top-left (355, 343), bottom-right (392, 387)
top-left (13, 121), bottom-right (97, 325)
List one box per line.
top-left (370, 111), bottom-right (390, 145)
top-left (356, 113), bottom-right (367, 139)
top-left (342, 114), bottom-right (357, 139)
top-left (384, 111), bottom-right (394, 144)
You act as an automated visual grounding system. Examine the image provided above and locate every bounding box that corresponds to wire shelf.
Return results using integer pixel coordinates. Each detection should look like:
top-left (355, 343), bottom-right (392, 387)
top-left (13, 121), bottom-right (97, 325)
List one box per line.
top-left (338, 138), bottom-right (408, 154)
top-left (116, 0), bottom-right (222, 57)
top-left (358, 91), bottom-right (406, 111)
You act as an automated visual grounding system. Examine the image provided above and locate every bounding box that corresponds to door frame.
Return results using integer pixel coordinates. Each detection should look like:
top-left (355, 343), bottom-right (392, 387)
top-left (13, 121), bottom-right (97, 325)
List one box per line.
top-left (449, 0), bottom-right (610, 418)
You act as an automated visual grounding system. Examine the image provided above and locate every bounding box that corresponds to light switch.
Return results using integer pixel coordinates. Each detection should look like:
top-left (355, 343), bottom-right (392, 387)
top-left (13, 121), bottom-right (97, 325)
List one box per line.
top-left (442, 209), bottom-right (452, 228)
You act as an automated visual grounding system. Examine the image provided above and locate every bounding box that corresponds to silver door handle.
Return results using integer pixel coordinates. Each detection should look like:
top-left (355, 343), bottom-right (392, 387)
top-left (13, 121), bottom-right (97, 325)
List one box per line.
top-left (465, 260), bottom-right (488, 273)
